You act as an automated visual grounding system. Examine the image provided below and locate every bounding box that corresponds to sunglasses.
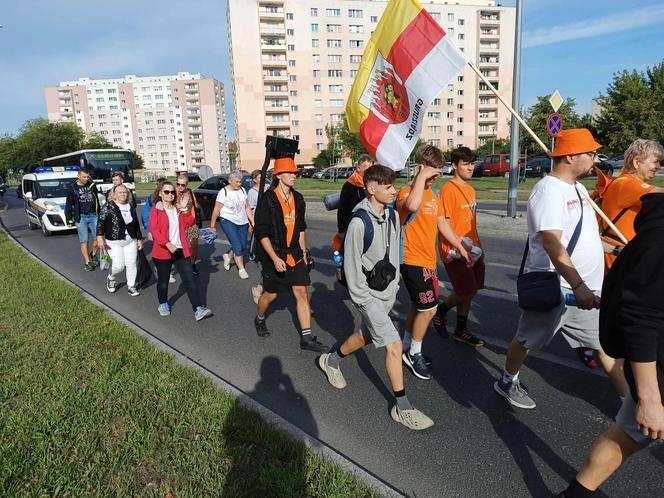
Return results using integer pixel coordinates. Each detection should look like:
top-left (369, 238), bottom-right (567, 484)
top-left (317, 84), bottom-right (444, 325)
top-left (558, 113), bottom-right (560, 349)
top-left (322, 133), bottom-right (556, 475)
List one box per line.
top-left (177, 183), bottom-right (187, 187)
top-left (162, 190), bottom-right (175, 195)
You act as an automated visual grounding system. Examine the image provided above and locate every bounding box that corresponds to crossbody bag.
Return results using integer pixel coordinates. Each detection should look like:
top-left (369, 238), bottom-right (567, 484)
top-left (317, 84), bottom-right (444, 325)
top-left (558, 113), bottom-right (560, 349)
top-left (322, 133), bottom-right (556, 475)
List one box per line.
top-left (516, 187), bottom-right (583, 311)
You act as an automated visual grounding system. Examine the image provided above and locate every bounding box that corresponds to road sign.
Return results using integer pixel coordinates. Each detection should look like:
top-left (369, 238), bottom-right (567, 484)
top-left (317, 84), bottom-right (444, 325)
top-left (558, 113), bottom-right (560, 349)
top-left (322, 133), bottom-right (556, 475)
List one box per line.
top-left (549, 90), bottom-right (563, 112)
top-left (546, 113), bottom-right (563, 137)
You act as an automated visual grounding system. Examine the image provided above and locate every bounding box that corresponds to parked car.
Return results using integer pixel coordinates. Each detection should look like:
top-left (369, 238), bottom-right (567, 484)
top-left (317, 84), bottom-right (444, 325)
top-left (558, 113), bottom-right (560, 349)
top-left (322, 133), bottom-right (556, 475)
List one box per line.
top-left (473, 156), bottom-right (485, 177)
top-left (480, 154), bottom-right (525, 177)
top-left (591, 160), bottom-right (615, 177)
top-left (442, 162), bottom-right (454, 175)
top-left (192, 173), bottom-right (254, 221)
top-left (299, 166), bottom-right (317, 178)
top-left (187, 171), bottom-right (201, 181)
top-left (524, 156), bottom-right (552, 178)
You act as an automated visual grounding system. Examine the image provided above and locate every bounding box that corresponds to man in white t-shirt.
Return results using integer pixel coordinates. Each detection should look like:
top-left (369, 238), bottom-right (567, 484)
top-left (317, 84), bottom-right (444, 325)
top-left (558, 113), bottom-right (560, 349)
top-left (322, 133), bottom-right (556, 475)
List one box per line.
top-left (494, 129), bottom-right (629, 410)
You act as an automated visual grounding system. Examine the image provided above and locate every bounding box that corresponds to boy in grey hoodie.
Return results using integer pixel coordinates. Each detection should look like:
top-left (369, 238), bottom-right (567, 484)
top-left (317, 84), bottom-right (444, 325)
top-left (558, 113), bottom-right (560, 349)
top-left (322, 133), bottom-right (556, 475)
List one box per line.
top-left (318, 165), bottom-right (434, 430)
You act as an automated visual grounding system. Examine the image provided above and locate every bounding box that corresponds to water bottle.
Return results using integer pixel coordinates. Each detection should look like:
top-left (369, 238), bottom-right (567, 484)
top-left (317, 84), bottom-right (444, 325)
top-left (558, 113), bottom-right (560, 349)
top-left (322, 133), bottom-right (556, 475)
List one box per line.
top-left (564, 293), bottom-right (576, 306)
top-left (333, 251), bottom-right (344, 283)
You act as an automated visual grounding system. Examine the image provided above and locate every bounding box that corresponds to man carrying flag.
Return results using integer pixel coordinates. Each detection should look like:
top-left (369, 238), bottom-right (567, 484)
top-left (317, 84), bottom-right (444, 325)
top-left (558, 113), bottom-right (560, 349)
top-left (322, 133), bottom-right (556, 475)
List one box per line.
top-left (346, 0), bottom-right (469, 170)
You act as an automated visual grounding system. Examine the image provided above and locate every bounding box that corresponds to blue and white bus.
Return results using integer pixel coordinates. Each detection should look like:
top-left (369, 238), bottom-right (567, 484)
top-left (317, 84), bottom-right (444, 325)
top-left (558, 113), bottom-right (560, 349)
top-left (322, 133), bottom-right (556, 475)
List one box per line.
top-left (42, 149), bottom-right (135, 193)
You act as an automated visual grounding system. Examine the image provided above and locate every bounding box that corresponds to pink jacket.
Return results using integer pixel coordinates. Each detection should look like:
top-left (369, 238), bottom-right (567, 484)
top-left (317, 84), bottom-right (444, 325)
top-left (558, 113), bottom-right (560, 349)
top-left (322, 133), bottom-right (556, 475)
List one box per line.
top-left (149, 202), bottom-right (195, 260)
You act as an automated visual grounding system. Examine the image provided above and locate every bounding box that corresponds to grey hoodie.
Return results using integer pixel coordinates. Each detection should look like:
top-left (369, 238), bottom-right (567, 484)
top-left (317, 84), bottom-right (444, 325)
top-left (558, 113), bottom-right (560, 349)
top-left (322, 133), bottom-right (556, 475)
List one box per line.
top-left (343, 198), bottom-right (400, 308)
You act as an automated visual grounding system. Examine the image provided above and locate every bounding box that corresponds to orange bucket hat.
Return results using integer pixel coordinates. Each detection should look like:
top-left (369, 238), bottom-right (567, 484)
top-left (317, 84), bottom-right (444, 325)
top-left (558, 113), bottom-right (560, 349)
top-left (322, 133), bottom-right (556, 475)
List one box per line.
top-left (551, 128), bottom-right (602, 157)
top-left (273, 157), bottom-right (298, 175)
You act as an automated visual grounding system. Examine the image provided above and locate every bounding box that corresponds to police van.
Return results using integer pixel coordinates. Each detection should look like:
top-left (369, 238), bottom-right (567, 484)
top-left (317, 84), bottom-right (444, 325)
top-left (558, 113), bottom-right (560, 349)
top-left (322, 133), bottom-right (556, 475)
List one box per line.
top-left (22, 166), bottom-right (81, 237)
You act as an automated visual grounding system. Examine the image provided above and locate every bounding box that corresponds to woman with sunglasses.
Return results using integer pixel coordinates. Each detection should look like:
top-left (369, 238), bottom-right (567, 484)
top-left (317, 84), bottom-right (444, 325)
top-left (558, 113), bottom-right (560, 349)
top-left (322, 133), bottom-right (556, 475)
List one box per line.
top-left (175, 174), bottom-right (201, 275)
top-left (148, 181), bottom-right (213, 321)
top-left (96, 184), bottom-right (143, 296)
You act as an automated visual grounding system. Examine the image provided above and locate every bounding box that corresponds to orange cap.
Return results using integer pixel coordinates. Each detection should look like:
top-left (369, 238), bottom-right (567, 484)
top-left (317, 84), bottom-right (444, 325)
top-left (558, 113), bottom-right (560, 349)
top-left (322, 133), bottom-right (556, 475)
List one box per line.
top-left (273, 157), bottom-right (298, 175)
top-left (551, 128), bottom-right (602, 157)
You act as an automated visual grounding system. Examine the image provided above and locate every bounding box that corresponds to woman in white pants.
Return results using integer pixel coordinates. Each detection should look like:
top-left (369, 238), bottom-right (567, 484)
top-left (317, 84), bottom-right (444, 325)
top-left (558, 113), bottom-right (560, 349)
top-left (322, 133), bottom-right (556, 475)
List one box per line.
top-left (96, 185), bottom-right (144, 296)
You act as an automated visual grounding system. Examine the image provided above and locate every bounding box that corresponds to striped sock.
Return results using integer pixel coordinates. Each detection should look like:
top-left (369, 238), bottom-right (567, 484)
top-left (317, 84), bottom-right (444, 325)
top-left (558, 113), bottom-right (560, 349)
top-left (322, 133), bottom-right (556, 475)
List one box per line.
top-left (301, 328), bottom-right (312, 337)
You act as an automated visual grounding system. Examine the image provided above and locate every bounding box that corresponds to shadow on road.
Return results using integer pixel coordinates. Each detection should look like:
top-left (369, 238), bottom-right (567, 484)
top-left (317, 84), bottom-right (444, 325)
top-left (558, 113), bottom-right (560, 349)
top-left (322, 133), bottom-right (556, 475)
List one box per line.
top-left (221, 356), bottom-right (316, 497)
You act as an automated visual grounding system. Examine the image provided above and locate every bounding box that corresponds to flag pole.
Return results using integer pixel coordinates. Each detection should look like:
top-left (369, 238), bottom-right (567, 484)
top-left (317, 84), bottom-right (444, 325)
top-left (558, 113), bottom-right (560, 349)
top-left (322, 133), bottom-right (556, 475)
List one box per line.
top-left (466, 61), bottom-right (628, 243)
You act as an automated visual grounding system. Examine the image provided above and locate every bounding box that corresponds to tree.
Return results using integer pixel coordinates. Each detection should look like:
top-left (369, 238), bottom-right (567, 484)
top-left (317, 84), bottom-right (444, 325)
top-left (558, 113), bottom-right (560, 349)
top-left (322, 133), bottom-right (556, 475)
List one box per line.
top-left (129, 150), bottom-right (144, 169)
top-left (337, 114), bottom-right (369, 162)
top-left (228, 141), bottom-right (238, 166)
top-left (475, 137), bottom-right (510, 157)
top-left (312, 148), bottom-right (333, 169)
top-left (82, 132), bottom-right (113, 149)
top-left (594, 61), bottom-right (664, 151)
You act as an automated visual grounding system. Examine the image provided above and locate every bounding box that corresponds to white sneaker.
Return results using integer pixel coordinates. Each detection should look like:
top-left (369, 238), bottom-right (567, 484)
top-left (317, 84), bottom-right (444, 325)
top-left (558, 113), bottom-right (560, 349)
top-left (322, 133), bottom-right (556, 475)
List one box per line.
top-left (318, 353), bottom-right (346, 389)
top-left (223, 252), bottom-right (231, 271)
top-left (169, 274), bottom-right (176, 284)
top-left (238, 268), bottom-right (249, 279)
top-left (251, 284), bottom-right (263, 304)
top-left (390, 405), bottom-right (434, 431)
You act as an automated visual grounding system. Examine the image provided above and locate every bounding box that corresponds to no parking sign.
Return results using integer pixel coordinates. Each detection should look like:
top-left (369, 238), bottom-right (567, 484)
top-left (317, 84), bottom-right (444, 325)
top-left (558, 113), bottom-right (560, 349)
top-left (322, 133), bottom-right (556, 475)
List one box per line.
top-left (546, 113), bottom-right (563, 137)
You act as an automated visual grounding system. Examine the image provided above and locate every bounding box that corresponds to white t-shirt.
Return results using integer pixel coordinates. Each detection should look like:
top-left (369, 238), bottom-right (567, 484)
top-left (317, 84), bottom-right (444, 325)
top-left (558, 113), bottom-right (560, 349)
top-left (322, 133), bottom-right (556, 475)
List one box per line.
top-left (216, 187), bottom-right (249, 225)
top-left (117, 203), bottom-right (133, 224)
top-left (247, 186), bottom-right (259, 213)
top-left (525, 176), bottom-right (604, 291)
top-left (165, 206), bottom-right (182, 249)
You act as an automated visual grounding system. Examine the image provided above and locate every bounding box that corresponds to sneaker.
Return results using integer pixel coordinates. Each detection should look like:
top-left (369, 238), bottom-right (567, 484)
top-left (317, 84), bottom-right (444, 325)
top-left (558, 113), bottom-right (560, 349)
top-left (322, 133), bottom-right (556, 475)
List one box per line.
top-left (576, 348), bottom-right (598, 369)
top-left (84, 262), bottom-right (95, 271)
top-left (223, 252), bottom-right (231, 271)
top-left (318, 353), bottom-right (347, 389)
top-left (127, 287), bottom-right (140, 297)
top-left (90, 253), bottom-right (100, 268)
top-left (300, 335), bottom-right (328, 353)
top-left (454, 329), bottom-right (485, 348)
top-left (402, 351), bottom-right (431, 380)
top-left (432, 311), bottom-right (448, 338)
top-left (494, 377), bottom-right (536, 409)
top-left (194, 306), bottom-right (213, 321)
top-left (254, 316), bottom-right (270, 337)
top-left (192, 264), bottom-right (200, 276)
top-left (106, 277), bottom-right (117, 293)
top-left (169, 274), bottom-right (176, 284)
top-left (238, 268), bottom-right (249, 279)
top-left (251, 285), bottom-right (263, 304)
top-left (158, 303), bottom-right (171, 316)
top-left (390, 405), bottom-right (434, 431)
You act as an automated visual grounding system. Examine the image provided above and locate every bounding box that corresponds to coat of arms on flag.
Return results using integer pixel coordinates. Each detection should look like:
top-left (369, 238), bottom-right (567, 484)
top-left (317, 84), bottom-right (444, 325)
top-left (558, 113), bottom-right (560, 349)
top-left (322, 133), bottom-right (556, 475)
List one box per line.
top-left (346, 0), bottom-right (469, 170)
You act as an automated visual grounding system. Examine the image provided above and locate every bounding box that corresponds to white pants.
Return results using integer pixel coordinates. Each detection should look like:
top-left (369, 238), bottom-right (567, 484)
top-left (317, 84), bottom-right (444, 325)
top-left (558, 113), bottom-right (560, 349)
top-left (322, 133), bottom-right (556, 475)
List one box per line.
top-left (107, 236), bottom-right (138, 288)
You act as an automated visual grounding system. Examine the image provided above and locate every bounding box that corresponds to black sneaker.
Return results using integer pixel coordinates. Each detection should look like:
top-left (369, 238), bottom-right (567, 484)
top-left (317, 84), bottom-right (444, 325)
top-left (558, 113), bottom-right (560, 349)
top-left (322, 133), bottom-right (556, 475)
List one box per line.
top-left (300, 335), bottom-right (328, 353)
top-left (192, 264), bottom-right (200, 276)
top-left (453, 329), bottom-right (485, 348)
top-left (432, 311), bottom-right (448, 338)
top-left (84, 262), bottom-right (95, 271)
top-left (90, 253), bottom-right (100, 268)
top-left (402, 351), bottom-right (431, 380)
top-left (254, 316), bottom-right (270, 337)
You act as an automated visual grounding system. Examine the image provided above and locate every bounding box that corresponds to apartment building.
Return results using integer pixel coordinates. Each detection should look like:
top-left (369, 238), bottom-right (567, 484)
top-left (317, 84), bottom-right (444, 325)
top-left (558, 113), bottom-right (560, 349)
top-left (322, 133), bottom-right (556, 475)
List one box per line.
top-left (227, 0), bottom-right (515, 169)
top-left (45, 72), bottom-right (231, 175)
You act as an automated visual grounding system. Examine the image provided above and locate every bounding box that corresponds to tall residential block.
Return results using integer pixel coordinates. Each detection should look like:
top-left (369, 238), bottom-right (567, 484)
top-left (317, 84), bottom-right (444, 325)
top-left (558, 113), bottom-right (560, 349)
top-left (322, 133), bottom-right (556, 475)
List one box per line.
top-left (227, 0), bottom-right (515, 169)
top-left (45, 72), bottom-right (231, 175)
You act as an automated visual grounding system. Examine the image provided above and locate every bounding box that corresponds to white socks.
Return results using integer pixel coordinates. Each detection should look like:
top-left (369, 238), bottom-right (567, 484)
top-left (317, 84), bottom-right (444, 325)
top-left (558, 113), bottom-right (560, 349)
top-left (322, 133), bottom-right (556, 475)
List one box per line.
top-left (410, 340), bottom-right (422, 356)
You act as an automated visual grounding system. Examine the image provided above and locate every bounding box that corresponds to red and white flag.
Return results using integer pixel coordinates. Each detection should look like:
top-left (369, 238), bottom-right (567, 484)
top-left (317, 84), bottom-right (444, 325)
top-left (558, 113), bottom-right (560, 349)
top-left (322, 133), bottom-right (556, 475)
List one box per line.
top-left (346, 0), bottom-right (469, 169)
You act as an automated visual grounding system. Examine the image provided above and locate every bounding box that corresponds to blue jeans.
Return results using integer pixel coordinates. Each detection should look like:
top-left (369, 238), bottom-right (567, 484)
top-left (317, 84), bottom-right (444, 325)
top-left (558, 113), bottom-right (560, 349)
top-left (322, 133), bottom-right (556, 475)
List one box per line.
top-left (220, 218), bottom-right (248, 256)
top-left (76, 214), bottom-right (97, 244)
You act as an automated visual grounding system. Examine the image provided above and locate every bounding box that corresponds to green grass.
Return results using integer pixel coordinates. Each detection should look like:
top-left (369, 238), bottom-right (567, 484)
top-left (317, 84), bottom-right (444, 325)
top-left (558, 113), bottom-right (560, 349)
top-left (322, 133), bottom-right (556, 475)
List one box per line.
top-left (0, 229), bottom-right (377, 497)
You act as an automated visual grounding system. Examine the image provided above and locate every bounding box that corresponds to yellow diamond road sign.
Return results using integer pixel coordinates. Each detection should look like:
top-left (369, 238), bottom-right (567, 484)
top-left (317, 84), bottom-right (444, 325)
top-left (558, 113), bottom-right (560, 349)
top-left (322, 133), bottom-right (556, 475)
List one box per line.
top-left (549, 90), bottom-right (563, 112)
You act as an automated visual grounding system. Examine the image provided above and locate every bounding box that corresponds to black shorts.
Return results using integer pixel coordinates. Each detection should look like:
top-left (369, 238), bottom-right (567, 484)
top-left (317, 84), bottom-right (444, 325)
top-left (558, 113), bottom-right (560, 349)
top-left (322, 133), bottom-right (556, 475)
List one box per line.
top-left (262, 259), bottom-right (310, 294)
top-left (400, 264), bottom-right (439, 311)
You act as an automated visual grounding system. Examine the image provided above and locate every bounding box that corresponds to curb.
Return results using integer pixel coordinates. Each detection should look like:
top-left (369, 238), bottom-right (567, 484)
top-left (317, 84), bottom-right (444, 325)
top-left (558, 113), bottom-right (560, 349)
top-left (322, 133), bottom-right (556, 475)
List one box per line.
top-left (0, 215), bottom-right (406, 498)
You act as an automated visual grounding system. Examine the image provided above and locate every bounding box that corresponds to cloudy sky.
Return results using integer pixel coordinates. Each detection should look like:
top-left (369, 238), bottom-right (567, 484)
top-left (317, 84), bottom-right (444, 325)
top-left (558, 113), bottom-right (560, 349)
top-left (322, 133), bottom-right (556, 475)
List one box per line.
top-left (1, 0), bottom-right (663, 138)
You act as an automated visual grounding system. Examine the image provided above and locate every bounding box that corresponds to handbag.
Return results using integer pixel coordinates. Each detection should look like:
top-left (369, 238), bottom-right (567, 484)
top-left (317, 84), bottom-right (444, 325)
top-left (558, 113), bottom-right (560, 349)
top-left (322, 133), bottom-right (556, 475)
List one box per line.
top-left (135, 249), bottom-right (153, 289)
top-left (517, 187), bottom-right (583, 311)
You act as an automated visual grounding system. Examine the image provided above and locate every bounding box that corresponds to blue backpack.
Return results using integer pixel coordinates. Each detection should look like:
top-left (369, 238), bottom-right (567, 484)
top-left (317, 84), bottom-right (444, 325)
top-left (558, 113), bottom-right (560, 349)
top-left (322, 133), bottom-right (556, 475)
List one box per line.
top-left (398, 184), bottom-right (439, 264)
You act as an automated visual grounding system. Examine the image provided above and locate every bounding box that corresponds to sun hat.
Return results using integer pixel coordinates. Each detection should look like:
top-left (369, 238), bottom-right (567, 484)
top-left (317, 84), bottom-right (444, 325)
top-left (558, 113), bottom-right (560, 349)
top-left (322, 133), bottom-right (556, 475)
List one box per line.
top-left (551, 129), bottom-right (602, 157)
top-left (273, 157), bottom-right (298, 175)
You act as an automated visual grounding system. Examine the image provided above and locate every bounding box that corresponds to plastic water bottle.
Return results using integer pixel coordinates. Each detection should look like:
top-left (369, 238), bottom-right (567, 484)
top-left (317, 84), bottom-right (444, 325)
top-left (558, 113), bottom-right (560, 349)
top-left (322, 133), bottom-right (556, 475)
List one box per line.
top-left (333, 251), bottom-right (344, 283)
top-left (564, 293), bottom-right (576, 306)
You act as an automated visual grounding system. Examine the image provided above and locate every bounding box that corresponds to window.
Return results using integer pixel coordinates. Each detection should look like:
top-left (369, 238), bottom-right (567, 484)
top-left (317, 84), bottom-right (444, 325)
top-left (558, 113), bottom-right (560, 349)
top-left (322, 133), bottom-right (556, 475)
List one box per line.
top-left (371, 15), bottom-right (378, 22)
top-left (457, 131), bottom-right (463, 136)
top-left (331, 113), bottom-right (342, 123)
top-left (350, 69), bottom-right (358, 78)
top-left (311, 23), bottom-right (319, 32)
top-left (447, 125), bottom-right (454, 132)
top-left (292, 120), bottom-right (299, 126)
top-left (96, 97), bottom-right (104, 102)
top-left (429, 126), bottom-right (441, 133)
top-left (326, 8), bottom-right (340, 17)
top-left (328, 69), bottom-right (343, 78)
top-left (458, 33), bottom-right (464, 40)
top-left (289, 90), bottom-right (297, 97)
top-left (457, 104), bottom-right (464, 110)
top-left (289, 75), bottom-right (297, 82)
top-left (288, 60), bottom-right (296, 67)
top-left (317, 143), bottom-right (324, 151)
top-left (350, 54), bottom-right (362, 63)
top-left (329, 84), bottom-right (343, 93)
top-left (432, 98), bottom-right (441, 106)
top-left (349, 24), bottom-right (364, 33)
top-left (313, 69), bottom-right (321, 78)
top-left (327, 24), bottom-right (341, 32)
top-left (328, 54), bottom-right (342, 63)
top-left (327, 39), bottom-right (341, 48)
top-left (458, 19), bottom-right (465, 26)
top-left (95, 89), bottom-right (103, 94)
top-left (348, 9), bottom-right (363, 18)
top-left (314, 99), bottom-right (322, 107)
top-left (312, 39), bottom-right (320, 47)
top-left (313, 84), bottom-right (321, 93)
top-left (447, 112), bottom-right (454, 118)
top-left (447, 139), bottom-right (454, 146)
top-left (314, 114), bottom-right (323, 122)
top-left (287, 29), bottom-right (294, 35)
top-left (316, 128), bottom-right (324, 136)
top-left (430, 12), bottom-right (440, 20)
top-left (427, 112), bottom-right (441, 119)
top-left (350, 40), bottom-right (364, 49)
top-left (330, 99), bottom-right (344, 107)
top-left (458, 75), bottom-right (464, 82)
top-left (448, 13), bottom-right (454, 21)
top-left (286, 13), bottom-right (294, 20)
top-left (291, 105), bottom-right (298, 111)
top-left (457, 117), bottom-right (464, 123)
top-left (311, 7), bottom-right (318, 16)
top-left (428, 139), bottom-right (441, 147)
top-left (313, 54), bottom-right (320, 63)
top-left (286, 44), bottom-right (294, 52)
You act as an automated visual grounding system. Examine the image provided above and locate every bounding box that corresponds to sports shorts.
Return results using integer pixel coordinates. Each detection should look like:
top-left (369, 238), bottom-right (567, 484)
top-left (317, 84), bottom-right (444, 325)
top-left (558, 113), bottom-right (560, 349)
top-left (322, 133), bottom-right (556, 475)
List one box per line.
top-left (262, 259), bottom-right (310, 294)
top-left (356, 298), bottom-right (401, 348)
top-left (400, 264), bottom-right (439, 312)
top-left (444, 256), bottom-right (485, 295)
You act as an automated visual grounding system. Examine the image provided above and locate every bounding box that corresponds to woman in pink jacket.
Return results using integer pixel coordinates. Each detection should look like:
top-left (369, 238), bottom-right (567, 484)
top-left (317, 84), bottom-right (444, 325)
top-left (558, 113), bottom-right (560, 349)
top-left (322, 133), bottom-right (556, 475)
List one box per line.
top-left (149, 181), bottom-right (212, 320)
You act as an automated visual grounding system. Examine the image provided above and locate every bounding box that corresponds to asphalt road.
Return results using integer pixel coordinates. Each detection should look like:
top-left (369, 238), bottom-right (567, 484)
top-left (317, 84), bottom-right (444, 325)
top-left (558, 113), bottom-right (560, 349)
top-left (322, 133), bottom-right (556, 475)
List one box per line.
top-left (2, 194), bottom-right (662, 498)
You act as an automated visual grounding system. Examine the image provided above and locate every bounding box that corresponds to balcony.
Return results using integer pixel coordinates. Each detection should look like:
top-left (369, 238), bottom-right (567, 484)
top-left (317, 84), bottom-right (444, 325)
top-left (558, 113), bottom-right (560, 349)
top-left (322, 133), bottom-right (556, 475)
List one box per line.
top-left (264, 104), bottom-right (289, 113)
top-left (479, 46), bottom-right (500, 55)
top-left (261, 57), bottom-right (287, 67)
top-left (260, 24), bottom-right (286, 34)
top-left (186, 94), bottom-right (199, 100)
top-left (478, 128), bottom-right (497, 136)
top-left (478, 58), bottom-right (500, 68)
top-left (264, 90), bottom-right (288, 97)
top-left (263, 73), bottom-right (288, 83)
top-left (479, 13), bottom-right (500, 26)
top-left (259, 9), bottom-right (285, 21)
top-left (478, 101), bottom-right (498, 110)
top-left (480, 32), bottom-right (500, 41)
top-left (266, 121), bottom-right (290, 129)
top-left (478, 116), bottom-right (497, 123)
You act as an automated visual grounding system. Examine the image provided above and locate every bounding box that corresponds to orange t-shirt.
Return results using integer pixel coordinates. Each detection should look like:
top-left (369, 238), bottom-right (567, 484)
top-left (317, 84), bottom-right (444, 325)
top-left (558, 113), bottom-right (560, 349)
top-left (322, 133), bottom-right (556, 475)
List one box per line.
top-left (397, 185), bottom-right (443, 269)
top-left (601, 173), bottom-right (655, 270)
top-left (439, 180), bottom-right (479, 260)
top-left (275, 189), bottom-right (297, 267)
